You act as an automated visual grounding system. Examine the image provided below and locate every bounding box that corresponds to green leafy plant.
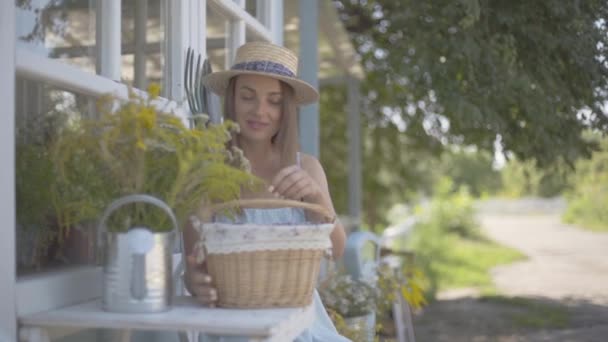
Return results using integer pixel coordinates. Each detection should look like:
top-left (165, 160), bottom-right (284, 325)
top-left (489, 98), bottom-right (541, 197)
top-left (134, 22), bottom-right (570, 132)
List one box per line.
top-left (15, 94), bottom-right (77, 269)
top-left (563, 135), bottom-right (608, 231)
top-left (405, 179), bottom-right (524, 299)
top-left (51, 84), bottom-right (259, 233)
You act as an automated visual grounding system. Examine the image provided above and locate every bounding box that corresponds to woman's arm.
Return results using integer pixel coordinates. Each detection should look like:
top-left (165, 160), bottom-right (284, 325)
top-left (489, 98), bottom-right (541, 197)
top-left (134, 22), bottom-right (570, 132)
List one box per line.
top-left (269, 154), bottom-right (346, 259)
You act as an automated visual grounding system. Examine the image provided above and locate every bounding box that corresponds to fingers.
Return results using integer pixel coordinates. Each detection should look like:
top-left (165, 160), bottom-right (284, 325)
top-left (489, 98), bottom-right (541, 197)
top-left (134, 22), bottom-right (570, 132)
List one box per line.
top-left (269, 166), bottom-right (320, 201)
top-left (193, 285), bottom-right (218, 306)
top-left (185, 255), bottom-right (218, 306)
top-left (270, 165), bottom-right (300, 189)
top-left (281, 177), bottom-right (312, 200)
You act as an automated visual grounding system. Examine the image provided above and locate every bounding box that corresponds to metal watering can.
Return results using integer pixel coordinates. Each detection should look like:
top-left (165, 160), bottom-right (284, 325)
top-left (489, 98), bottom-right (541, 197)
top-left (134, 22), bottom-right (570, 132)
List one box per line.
top-left (99, 194), bottom-right (181, 313)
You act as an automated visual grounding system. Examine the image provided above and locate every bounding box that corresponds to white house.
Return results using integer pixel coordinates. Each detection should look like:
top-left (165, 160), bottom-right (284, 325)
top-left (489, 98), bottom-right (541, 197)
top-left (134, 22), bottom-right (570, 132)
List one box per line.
top-left (0, 0), bottom-right (363, 340)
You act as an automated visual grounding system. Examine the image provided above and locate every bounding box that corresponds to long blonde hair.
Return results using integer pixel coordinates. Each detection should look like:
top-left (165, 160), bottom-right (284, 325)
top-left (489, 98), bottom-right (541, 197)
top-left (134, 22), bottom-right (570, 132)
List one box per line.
top-left (224, 76), bottom-right (299, 168)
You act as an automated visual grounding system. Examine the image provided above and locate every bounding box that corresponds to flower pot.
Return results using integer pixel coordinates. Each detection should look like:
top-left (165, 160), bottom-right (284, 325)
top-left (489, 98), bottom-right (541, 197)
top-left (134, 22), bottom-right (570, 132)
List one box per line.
top-left (99, 194), bottom-right (181, 313)
top-left (343, 312), bottom-right (376, 342)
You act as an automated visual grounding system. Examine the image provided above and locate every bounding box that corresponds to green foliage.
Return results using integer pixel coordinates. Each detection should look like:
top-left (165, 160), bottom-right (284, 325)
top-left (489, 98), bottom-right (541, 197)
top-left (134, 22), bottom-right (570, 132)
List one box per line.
top-left (425, 178), bottom-right (481, 238)
top-left (335, 0), bottom-right (608, 167)
top-left (438, 147), bottom-right (502, 197)
top-left (324, 1), bottom-right (608, 228)
top-left (500, 157), bottom-right (571, 198)
top-left (15, 107), bottom-right (70, 267)
top-left (404, 180), bottom-right (524, 298)
top-left (320, 85), bottom-right (438, 229)
top-left (563, 136), bottom-right (608, 231)
top-left (51, 85), bottom-right (259, 233)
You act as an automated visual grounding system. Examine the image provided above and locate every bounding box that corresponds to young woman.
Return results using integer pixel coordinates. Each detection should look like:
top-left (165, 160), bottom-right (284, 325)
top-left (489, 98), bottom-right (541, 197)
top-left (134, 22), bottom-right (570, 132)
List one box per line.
top-left (184, 41), bottom-right (349, 341)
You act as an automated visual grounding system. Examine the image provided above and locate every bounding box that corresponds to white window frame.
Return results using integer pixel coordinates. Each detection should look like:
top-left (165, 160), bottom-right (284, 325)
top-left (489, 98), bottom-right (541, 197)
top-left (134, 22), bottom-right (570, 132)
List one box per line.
top-left (8, 0), bottom-right (284, 332)
top-left (208, 0), bottom-right (273, 43)
top-left (256, 0), bottom-right (284, 45)
top-left (1, 0), bottom-right (17, 340)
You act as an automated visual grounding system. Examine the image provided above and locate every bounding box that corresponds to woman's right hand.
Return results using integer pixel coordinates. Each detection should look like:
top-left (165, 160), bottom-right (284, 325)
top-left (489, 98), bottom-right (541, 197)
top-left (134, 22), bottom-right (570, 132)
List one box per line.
top-left (185, 255), bottom-right (218, 306)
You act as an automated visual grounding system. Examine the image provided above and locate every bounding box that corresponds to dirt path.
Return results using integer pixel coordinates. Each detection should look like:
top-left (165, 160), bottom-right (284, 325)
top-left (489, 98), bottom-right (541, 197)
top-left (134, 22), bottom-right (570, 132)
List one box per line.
top-left (482, 214), bottom-right (608, 306)
top-left (412, 199), bottom-right (608, 342)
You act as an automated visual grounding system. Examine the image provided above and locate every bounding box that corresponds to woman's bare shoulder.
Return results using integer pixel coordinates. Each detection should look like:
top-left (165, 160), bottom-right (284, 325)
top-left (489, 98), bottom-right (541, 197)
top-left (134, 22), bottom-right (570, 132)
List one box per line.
top-left (299, 153), bottom-right (327, 178)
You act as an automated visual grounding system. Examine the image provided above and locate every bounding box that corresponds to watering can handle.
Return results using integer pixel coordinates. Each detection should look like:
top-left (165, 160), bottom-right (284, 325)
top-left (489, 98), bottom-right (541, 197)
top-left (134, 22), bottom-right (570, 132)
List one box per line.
top-left (98, 194), bottom-right (185, 281)
top-left (98, 194), bottom-right (179, 235)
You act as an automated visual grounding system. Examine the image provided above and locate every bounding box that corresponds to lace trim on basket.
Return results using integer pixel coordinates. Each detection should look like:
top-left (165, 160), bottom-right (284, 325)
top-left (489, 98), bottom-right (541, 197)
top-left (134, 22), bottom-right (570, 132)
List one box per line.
top-left (192, 222), bottom-right (334, 257)
top-left (203, 241), bottom-right (332, 254)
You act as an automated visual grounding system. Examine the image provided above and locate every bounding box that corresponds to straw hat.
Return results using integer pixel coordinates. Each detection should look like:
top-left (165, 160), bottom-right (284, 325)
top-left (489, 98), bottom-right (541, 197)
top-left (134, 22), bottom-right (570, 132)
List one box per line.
top-left (202, 41), bottom-right (319, 105)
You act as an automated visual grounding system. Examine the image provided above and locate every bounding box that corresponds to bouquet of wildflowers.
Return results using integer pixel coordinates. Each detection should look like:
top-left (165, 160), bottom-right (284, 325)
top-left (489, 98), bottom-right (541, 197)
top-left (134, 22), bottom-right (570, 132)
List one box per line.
top-left (50, 84), bottom-right (259, 234)
top-left (319, 273), bottom-right (378, 318)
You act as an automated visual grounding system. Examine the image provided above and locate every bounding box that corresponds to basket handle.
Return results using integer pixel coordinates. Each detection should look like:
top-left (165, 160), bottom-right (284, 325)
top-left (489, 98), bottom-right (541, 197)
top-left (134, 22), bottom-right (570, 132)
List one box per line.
top-left (198, 198), bottom-right (335, 223)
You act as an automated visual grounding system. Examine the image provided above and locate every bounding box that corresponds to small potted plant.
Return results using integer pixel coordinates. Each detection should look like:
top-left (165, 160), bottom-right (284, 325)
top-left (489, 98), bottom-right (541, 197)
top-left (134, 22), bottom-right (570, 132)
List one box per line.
top-left (319, 272), bottom-right (378, 342)
top-left (50, 84), bottom-right (258, 312)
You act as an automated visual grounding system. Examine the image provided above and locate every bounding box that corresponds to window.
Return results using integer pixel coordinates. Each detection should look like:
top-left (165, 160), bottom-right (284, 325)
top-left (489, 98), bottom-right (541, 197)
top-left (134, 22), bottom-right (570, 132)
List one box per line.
top-left (121, 0), bottom-right (168, 91)
top-left (16, 0), bottom-right (98, 74)
top-left (15, 76), bottom-right (98, 276)
top-left (206, 2), bottom-right (229, 70)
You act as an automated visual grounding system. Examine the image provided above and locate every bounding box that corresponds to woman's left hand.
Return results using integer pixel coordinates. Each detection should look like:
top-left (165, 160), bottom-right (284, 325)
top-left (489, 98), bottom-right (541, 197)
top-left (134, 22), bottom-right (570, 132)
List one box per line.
top-left (268, 165), bottom-right (322, 202)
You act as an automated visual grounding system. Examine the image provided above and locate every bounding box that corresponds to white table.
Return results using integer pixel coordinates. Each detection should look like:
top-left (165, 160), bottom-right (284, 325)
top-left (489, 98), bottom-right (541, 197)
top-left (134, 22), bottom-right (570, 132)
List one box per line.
top-left (19, 296), bottom-right (316, 342)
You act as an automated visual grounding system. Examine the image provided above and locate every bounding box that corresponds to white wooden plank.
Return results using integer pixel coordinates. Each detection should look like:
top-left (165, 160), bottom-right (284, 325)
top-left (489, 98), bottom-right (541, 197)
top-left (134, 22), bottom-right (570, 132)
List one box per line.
top-left (96, 0), bottom-right (121, 80)
top-left (0, 1), bottom-right (17, 340)
top-left (16, 50), bottom-right (189, 119)
top-left (20, 297), bottom-right (315, 340)
top-left (166, 0), bottom-right (188, 101)
top-left (208, 0), bottom-right (272, 42)
top-left (16, 267), bottom-right (102, 316)
top-left (17, 50), bottom-right (130, 100)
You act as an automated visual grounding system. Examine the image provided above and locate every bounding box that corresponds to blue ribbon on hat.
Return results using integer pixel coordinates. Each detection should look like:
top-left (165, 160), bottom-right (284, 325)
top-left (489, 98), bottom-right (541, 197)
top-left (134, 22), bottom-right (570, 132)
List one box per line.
top-left (231, 60), bottom-right (295, 78)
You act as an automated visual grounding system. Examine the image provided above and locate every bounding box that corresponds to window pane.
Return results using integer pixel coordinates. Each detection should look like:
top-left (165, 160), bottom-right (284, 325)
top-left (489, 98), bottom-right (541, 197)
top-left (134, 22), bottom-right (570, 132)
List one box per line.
top-left (245, 0), bottom-right (256, 17)
top-left (16, 0), bottom-right (97, 74)
top-left (207, 2), bottom-right (228, 70)
top-left (121, 0), bottom-right (167, 91)
top-left (15, 76), bottom-right (98, 276)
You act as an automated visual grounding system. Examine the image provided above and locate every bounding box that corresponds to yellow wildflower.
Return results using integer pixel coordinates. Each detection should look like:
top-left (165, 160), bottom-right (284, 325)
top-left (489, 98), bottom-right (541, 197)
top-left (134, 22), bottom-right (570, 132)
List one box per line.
top-left (137, 107), bottom-right (156, 129)
top-left (148, 83), bottom-right (161, 98)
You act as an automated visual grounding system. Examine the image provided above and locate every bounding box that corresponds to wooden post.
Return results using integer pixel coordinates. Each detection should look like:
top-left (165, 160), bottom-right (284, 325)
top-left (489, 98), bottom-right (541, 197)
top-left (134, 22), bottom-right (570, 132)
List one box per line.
top-left (298, 0), bottom-right (319, 157)
top-left (0, 1), bottom-right (17, 340)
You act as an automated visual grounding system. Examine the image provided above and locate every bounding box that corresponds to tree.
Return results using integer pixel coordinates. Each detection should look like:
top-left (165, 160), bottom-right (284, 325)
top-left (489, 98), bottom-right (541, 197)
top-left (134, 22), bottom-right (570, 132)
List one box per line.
top-left (334, 0), bottom-right (608, 166)
top-left (322, 0), bottom-right (608, 226)
top-left (321, 85), bottom-right (438, 229)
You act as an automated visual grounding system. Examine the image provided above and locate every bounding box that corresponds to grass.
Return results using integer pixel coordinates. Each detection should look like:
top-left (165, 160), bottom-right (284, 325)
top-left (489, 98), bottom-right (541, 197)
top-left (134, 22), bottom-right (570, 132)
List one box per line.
top-left (562, 214), bottom-right (608, 232)
top-left (410, 233), bottom-right (526, 298)
top-left (430, 235), bottom-right (525, 292)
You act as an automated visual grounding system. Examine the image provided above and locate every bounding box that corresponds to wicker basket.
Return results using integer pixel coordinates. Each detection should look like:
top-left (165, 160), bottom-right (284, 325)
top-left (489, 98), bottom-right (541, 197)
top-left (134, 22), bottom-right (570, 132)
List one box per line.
top-left (196, 199), bottom-right (335, 308)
